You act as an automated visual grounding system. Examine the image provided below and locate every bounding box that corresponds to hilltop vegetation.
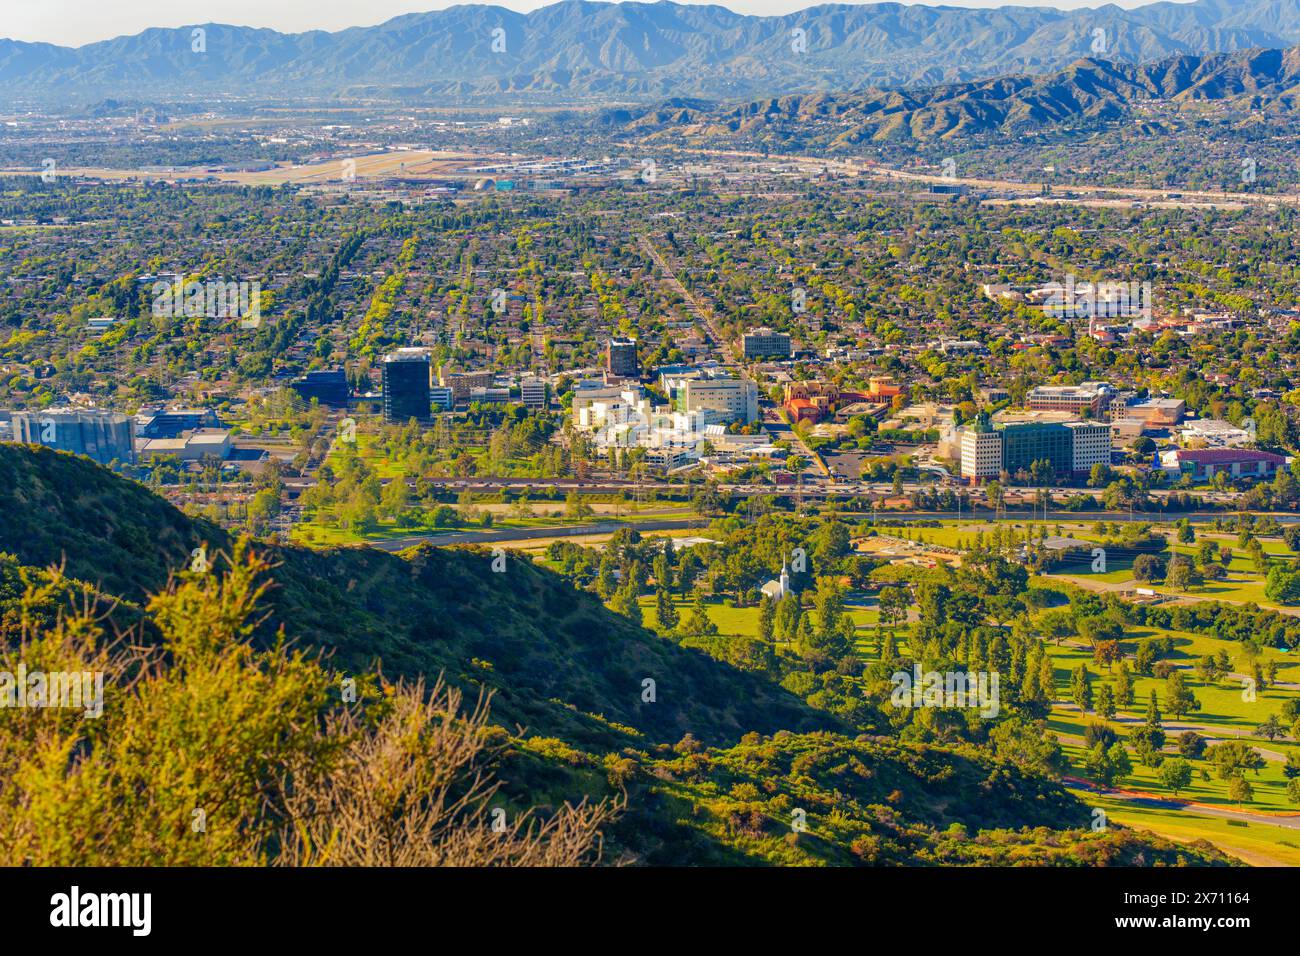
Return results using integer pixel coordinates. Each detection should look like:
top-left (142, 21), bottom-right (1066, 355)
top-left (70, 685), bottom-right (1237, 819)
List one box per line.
top-left (0, 443), bottom-right (835, 751)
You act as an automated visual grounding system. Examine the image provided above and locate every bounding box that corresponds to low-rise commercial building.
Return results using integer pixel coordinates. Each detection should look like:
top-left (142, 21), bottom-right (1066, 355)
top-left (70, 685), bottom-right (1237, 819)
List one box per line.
top-left (429, 386), bottom-right (454, 411)
top-left (1159, 448), bottom-right (1287, 482)
top-left (140, 428), bottom-right (232, 462)
top-left (1125, 398), bottom-right (1185, 427)
top-left (437, 367), bottom-right (494, 403)
top-left (741, 328), bottom-right (792, 360)
top-left (1026, 382), bottom-right (1115, 417)
top-left (1178, 419), bottom-right (1253, 448)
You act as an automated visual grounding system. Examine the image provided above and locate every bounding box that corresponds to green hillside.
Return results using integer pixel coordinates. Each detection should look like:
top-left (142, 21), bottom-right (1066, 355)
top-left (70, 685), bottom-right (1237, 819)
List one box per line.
top-left (0, 444), bottom-right (1234, 865)
top-left (0, 443), bottom-right (835, 750)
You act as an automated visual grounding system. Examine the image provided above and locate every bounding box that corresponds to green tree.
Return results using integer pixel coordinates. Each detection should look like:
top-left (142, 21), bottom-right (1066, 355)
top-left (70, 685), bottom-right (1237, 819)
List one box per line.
top-left (1265, 566), bottom-right (1300, 605)
top-left (1095, 683), bottom-right (1116, 720)
top-left (1209, 741), bottom-right (1266, 781)
top-left (655, 588), bottom-right (679, 632)
top-left (1178, 731), bottom-right (1207, 759)
top-left (1255, 714), bottom-right (1286, 741)
top-left (1070, 664), bottom-right (1093, 713)
top-left (1164, 670), bottom-right (1199, 720)
top-left (1115, 661), bottom-right (1134, 708)
top-left (610, 583), bottom-right (642, 626)
top-left (1085, 741), bottom-right (1132, 787)
top-left (1227, 776), bottom-right (1254, 806)
top-left (1159, 758), bottom-right (1193, 796)
top-left (757, 594), bottom-right (775, 643)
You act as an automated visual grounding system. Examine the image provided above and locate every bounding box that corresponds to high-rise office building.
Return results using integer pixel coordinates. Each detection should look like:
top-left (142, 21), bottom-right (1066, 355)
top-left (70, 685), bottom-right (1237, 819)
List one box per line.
top-left (520, 379), bottom-right (548, 408)
top-left (958, 415), bottom-right (1113, 481)
top-left (1064, 421), bottom-right (1112, 474)
top-left (1001, 422), bottom-right (1073, 476)
top-left (959, 415), bottom-right (1002, 480)
top-left (607, 338), bottom-right (639, 378)
top-left (382, 350), bottom-right (432, 423)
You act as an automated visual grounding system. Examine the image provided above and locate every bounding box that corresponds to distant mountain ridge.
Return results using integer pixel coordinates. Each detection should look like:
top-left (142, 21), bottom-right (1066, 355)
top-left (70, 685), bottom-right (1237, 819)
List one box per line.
top-left (612, 44), bottom-right (1300, 144)
top-left (4, 0), bottom-right (1300, 106)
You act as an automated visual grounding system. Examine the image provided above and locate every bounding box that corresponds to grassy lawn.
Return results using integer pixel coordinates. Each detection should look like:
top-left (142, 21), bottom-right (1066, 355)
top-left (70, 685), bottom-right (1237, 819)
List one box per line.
top-left (1041, 623), bottom-right (1300, 817)
top-left (1059, 736), bottom-right (1296, 813)
top-left (294, 502), bottom-right (698, 546)
top-left (1075, 792), bottom-right (1300, 867)
top-left (1046, 634), bottom-right (1300, 725)
top-left (636, 594), bottom-right (880, 640)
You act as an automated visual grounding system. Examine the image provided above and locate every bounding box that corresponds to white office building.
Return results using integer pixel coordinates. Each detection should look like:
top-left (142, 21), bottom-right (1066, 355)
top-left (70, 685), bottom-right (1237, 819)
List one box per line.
top-left (960, 427), bottom-right (1003, 480)
top-left (1065, 421), bottom-right (1112, 474)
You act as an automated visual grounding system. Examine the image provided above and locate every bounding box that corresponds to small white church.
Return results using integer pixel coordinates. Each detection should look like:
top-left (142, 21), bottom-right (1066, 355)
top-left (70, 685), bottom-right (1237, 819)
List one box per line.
top-left (761, 557), bottom-right (792, 602)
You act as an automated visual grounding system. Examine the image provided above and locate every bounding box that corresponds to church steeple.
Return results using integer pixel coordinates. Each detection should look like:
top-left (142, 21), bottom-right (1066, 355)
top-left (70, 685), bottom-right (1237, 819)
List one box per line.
top-left (779, 557), bottom-right (790, 598)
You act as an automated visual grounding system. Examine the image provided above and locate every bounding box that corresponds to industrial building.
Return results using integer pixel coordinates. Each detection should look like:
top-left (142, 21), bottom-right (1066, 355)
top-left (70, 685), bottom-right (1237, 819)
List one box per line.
top-left (12, 409), bottom-right (136, 466)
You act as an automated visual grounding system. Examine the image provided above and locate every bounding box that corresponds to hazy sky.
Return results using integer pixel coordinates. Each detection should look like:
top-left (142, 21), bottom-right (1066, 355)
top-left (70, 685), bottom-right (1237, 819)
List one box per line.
top-left (8, 0), bottom-right (1182, 47)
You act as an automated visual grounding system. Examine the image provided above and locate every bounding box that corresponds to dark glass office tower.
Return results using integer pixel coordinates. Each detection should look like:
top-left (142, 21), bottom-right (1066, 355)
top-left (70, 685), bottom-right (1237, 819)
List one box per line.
top-left (382, 350), bottom-right (432, 423)
top-left (1000, 422), bottom-right (1072, 476)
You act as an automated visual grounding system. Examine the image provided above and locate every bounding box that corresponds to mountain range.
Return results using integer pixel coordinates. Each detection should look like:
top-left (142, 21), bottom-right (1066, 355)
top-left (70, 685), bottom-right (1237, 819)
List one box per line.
top-left (610, 43), bottom-right (1300, 144)
top-left (4, 0), bottom-right (1300, 107)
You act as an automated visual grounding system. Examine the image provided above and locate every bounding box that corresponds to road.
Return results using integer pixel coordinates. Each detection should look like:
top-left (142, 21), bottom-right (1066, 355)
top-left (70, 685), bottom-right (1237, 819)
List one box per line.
top-left (367, 517), bottom-right (707, 552)
top-left (660, 144), bottom-right (1300, 211)
top-left (636, 232), bottom-right (830, 480)
top-left (1055, 702), bottom-right (1289, 763)
top-left (1061, 572), bottom-right (1300, 620)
